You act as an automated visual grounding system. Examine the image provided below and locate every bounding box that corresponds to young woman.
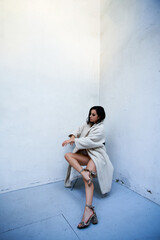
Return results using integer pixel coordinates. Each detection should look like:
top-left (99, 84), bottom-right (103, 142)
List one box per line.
top-left (62, 106), bottom-right (114, 229)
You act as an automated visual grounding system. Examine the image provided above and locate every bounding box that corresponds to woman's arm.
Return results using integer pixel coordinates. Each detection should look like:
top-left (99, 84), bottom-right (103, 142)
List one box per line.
top-left (68, 124), bottom-right (85, 138)
top-left (62, 124), bottom-right (85, 147)
top-left (62, 135), bottom-right (75, 147)
top-left (75, 125), bottom-right (105, 150)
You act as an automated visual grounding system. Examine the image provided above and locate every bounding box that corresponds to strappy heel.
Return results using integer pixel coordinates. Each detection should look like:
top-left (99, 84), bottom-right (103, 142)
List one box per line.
top-left (85, 169), bottom-right (97, 186)
top-left (84, 169), bottom-right (93, 186)
top-left (90, 171), bottom-right (97, 178)
top-left (77, 204), bottom-right (98, 229)
top-left (86, 204), bottom-right (98, 225)
top-left (79, 168), bottom-right (92, 186)
top-left (79, 168), bottom-right (97, 186)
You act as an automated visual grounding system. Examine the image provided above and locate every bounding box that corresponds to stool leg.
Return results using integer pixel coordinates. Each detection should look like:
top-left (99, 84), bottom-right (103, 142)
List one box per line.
top-left (71, 178), bottom-right (78, 191)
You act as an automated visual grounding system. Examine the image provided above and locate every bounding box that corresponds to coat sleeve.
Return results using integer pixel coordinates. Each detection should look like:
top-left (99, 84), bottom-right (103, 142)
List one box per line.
top-left (75, 125), bottom-right (105, 150)
top-left (68, 124), bottom-right (85, 138)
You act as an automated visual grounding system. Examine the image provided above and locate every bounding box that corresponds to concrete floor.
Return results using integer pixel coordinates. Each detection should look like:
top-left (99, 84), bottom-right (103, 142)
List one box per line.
top-left (0, 179), bottom-right (160, 240)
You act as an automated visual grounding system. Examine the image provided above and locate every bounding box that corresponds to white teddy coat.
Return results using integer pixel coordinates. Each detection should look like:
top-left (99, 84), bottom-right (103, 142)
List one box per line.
top-left (64, 121), bottom-right (114, 194)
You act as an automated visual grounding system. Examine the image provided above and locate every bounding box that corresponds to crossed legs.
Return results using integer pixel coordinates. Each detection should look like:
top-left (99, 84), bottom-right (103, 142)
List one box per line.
top-left (64, 152), bottom-right (96, 226)
top-left (64, 152), bottom-right (96, 195)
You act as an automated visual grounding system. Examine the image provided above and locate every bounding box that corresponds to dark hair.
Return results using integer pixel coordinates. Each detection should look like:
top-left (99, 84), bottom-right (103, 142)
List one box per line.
top-left (87, 106), bottom-right (106, 124)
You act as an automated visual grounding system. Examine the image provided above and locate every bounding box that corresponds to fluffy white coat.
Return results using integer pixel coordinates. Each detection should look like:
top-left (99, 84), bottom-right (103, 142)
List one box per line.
top-left (65, 121), bottom-right (114, 194)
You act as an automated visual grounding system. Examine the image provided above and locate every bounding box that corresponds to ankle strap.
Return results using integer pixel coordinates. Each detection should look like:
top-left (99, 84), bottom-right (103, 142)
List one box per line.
top-left (79, 168), bottom-right (85, 173)
top-left (85, 169), bottom-right (97, 176)
top-left (85, 204), bottom-right (95, 209)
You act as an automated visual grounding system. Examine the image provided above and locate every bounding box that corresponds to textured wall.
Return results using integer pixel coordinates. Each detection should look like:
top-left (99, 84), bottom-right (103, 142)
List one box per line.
top-left (100, 0), bottom-right (160, 205)
top-left (1, 0), bottom-right (160, 206)
top-left (0, 0), bottom-right (100, 192)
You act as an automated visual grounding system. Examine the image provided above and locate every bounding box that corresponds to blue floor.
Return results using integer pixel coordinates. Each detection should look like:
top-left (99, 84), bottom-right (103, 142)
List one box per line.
top-left (0, 179), bottom-right (160, 240)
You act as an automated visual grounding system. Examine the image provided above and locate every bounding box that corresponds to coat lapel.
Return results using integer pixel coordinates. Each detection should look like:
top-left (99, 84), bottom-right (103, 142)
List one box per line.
top-left (84, 121), bottom-right (103, 137)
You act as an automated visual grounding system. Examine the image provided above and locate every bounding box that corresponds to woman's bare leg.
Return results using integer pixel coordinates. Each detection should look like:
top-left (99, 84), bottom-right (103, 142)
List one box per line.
top-left (78, 159), bottom-right (97, 227)
top-left (64, 152), bottom-right (91, 182)
top-left (85, 159), bottom-right (96, 204)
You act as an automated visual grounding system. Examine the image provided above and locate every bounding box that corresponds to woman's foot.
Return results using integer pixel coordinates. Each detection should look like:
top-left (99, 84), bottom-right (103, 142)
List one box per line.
top-left (79, 169), bottom-right (93, 186)
top-left (77, 205), bottom-right (95, 229)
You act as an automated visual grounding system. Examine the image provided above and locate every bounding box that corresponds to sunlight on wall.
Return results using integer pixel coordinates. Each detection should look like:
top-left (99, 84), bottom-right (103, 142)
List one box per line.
top-left (0, 0), bottom-right (100, 193)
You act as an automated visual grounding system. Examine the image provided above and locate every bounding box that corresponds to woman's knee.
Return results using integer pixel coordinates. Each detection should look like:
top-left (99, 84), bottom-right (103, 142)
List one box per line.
top-left (87, 159), bottom-right (96, 172)
top-left (64, 152), bottom-right (72, 161)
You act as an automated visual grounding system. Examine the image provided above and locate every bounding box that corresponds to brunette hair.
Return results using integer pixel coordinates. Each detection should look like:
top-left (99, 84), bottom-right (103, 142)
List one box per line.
top-left (87, 106), bottom-right (106, 124)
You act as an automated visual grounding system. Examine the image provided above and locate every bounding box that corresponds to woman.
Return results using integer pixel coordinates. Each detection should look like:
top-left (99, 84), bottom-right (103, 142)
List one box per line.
top-left (62, 106), bottom-right (114, 229)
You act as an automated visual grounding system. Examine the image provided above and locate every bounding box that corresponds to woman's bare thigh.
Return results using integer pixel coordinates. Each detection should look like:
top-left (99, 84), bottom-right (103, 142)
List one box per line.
top-left (70, 153), bottom-right (90, 166)
top-left (86, 159), bottom-right (96, 172)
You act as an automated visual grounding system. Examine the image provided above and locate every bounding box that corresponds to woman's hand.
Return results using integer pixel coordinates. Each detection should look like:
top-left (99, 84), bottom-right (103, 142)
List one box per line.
top-left (62, 136), bottom-right (75, 147)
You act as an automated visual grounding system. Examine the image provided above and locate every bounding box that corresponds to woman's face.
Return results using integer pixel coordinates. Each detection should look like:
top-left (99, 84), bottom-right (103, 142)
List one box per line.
top-left (90, 109), bottom-right (99, 123)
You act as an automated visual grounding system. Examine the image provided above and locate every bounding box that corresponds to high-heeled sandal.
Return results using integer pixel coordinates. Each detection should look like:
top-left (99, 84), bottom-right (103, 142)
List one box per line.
top-left (79, 169), bottom-right (95, 186)
top-left (77, 204), bottom-right (98, 229)
top-left (86, 169), bottom-right (97, 179)
top-left (79, 168), bottom-right (92, 186)
top-left (84, 169), bottom-right (93, 186)
top-left (90, 171), bottom-right (97, 178)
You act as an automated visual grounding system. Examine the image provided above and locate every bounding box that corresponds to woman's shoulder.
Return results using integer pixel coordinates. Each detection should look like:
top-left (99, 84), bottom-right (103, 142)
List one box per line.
top-left (83, 122), bottom-right (91, 129)
top-left (82, 122), bottom-right (104, 133)
top-left (92, 121), bottom-right (105, 133)
top-left (95, 121), bottom-right (104, 129)
top-left (77, 122), bottom-right (90, 132)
